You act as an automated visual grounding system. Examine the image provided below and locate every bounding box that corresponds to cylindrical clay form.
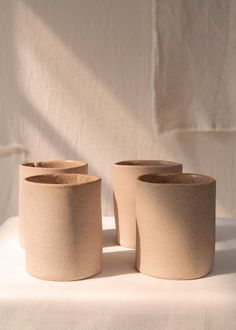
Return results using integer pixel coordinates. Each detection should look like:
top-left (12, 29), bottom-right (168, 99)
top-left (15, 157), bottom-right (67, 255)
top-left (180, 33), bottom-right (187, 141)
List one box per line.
top-left (136, 173), bottom-right (216, 280)
top-left (112, 160), bottom-right (182, 248)
top-left (19, 160), bottom-right (88, 247)
top-left (23, 173), bottom-right (102, 281)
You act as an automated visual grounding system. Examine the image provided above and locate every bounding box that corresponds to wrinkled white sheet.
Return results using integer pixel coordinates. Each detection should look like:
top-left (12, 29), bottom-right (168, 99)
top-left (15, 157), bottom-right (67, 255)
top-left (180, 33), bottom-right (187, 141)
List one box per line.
top-left (0, 145), bottom-right (27, 223)
top-left (152, 0), bottom-right (236, 133)
top-left (0, 216), bottom-right (236, 330)
top-left (1, 0), bottom-right (236, 224)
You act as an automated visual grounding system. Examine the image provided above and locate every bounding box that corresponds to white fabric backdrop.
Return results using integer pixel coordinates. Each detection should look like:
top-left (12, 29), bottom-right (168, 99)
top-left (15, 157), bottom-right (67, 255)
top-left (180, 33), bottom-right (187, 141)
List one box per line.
top-left (1, 0), bottom-right (236, 223)
top-left (152, 0), bottom-right (236, 134)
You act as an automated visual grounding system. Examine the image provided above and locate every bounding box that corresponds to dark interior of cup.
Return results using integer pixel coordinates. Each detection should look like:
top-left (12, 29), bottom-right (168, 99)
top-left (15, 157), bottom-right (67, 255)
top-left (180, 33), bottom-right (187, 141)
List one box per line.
top-left (115, 160), bottom-right (179, 167)
top-left (138, 173), bottom-right (214, 185)
top-left (25, 174), bottom-right (98, 185)
top-left (23, 160), bottom-right (85, 169)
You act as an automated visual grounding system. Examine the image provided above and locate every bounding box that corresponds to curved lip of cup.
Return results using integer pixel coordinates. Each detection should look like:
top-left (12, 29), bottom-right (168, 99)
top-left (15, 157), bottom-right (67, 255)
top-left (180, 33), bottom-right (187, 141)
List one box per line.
top-left (113, 160), bottom-right (182, 168)
top-left (137, 173), bottom-right (215, 186)
top-left (24, 173), bottom-right (101, 187)
top-left (20, 160), bottom-right (87, 170)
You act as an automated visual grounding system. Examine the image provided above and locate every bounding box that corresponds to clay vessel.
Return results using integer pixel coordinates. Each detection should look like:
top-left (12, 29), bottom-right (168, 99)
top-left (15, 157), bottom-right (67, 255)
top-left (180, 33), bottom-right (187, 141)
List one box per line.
top-left (19, 160), bottom-right (88, 247)
top-left (112, 160), bottom-right (182, 248)
top-left (23, 173), bottom-right (102, 281)
top-left (136, 173), bottom-right (216, 280)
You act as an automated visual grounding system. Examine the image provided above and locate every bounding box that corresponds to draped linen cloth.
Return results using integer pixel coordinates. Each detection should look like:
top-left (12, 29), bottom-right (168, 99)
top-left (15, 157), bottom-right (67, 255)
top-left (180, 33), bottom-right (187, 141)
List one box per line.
top-left (152, 0), bottom-right (236, 134)
top-left (0, 216), bottom-right (236, 330)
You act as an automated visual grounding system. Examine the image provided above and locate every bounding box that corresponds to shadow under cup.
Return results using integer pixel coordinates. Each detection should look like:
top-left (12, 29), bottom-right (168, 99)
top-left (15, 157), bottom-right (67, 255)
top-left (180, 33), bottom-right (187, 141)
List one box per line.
top-left (23, 173), bottom-right (102, 281)
top-left (19, 160), bottom-right (88, 248)
top-left (136, 173), bottom-right (216, 280)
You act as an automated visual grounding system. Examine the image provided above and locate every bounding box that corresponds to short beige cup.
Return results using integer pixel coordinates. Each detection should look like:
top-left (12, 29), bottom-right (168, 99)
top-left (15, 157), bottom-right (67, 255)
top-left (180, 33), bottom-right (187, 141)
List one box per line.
top-left (19, 160), bottom-right (88, 247)
top-left (112, 160), bottom-right (182, 248)
top-left (23, 173), bottom-right (102, 281)
top-left (136, 173), bottom-right (216, 280)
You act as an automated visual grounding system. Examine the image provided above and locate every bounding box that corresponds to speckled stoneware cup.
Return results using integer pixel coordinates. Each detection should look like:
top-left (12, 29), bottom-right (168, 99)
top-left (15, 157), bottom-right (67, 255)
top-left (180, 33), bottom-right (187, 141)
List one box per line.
top-left (112, 160), bottom-right (183, 248)
top-left (19, 160), bottom-right (88, 247)
top-left (136, 173), bottom-right (216, 280)
top-left (23, 173), bottom-right (102, 281)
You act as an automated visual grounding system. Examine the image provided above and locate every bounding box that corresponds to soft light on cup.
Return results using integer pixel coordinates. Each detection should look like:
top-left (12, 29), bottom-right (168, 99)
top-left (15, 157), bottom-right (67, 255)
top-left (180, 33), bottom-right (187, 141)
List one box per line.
top-left (23, 173), bottom-right (102, 281)
top-left (19, 160), bottom-right (88, 247)
top-left (136, 173), bottom-right (216, 280)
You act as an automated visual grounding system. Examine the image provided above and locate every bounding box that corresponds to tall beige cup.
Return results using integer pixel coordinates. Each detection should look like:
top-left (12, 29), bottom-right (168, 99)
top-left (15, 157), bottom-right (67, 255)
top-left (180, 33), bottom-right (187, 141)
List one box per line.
top-left (23, 173), bottom-right (102, 281)
top-left (136, 173), bottom-right (216, 280)
top-left (112, 160), bottom-right (182, 248)
top-left (19, 160), bottom-right (88, 247)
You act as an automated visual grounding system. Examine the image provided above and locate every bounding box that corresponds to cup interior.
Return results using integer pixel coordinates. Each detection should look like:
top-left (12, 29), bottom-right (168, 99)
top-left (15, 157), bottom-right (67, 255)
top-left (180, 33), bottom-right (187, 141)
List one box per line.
top-left (22, 160), bottom-right (87, 169)
top-left (115, 160), bottom-right (181, 167)
top-left (25, 174), bottom-right (99, 186)
top-left (138, 173), bottom-right (215, 185)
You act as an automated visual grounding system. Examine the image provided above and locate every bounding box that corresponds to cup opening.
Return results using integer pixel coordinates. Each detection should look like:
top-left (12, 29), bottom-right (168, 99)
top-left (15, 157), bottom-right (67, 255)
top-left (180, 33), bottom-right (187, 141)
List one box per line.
top-left (25, 173), bottom-right (99, 186)
top-left (22, 160), bottom-right (87, 169)
top-left (138, 173), bottom-right (215, 185)
top-left (115, 160), bottom-right (180, 167)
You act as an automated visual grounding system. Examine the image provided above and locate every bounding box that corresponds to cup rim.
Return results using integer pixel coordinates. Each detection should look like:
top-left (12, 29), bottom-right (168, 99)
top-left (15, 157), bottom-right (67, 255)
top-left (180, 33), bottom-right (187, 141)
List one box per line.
top-left (20, 160), bottom-right (88, 170)
top-left (24, 173), bottom-right (101, 187)
top-left (137, 173), bottom-right (215, 186)
top-left (113, 160), bottom-right (182, 168)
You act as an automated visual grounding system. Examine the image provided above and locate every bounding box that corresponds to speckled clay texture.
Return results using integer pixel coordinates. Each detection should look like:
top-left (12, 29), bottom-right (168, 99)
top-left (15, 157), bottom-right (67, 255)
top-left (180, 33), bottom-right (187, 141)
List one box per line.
top-left (136, 173), bottom-right (216, 280)
top-left (19, 160), bottom-right (88, 247)
top-left (23, 173), bottom-right (102, 281)
top-left (112, 160), bottom-right (183, 248)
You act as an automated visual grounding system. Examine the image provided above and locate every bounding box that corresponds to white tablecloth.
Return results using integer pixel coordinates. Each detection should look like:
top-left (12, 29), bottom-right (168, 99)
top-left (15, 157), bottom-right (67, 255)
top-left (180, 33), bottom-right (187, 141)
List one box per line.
top-left (0, 217), bottom-right (236, 330)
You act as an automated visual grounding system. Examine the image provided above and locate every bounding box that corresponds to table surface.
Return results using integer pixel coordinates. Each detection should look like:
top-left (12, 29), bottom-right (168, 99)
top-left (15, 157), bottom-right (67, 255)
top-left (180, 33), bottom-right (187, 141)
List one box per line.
top-left (0, 217), bottom-right (236, 330)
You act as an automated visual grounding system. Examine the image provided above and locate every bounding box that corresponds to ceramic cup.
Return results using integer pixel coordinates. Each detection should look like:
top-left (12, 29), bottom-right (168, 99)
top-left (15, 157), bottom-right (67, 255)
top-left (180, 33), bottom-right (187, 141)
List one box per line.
top-left (112, 160), bottom-right (183, 248)
top-left (23, 173), bottom-right (102, 281)
top-left (19, 160), bottom-right (88, 247)
top-left (136, 173), bottom-right (216, 280)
